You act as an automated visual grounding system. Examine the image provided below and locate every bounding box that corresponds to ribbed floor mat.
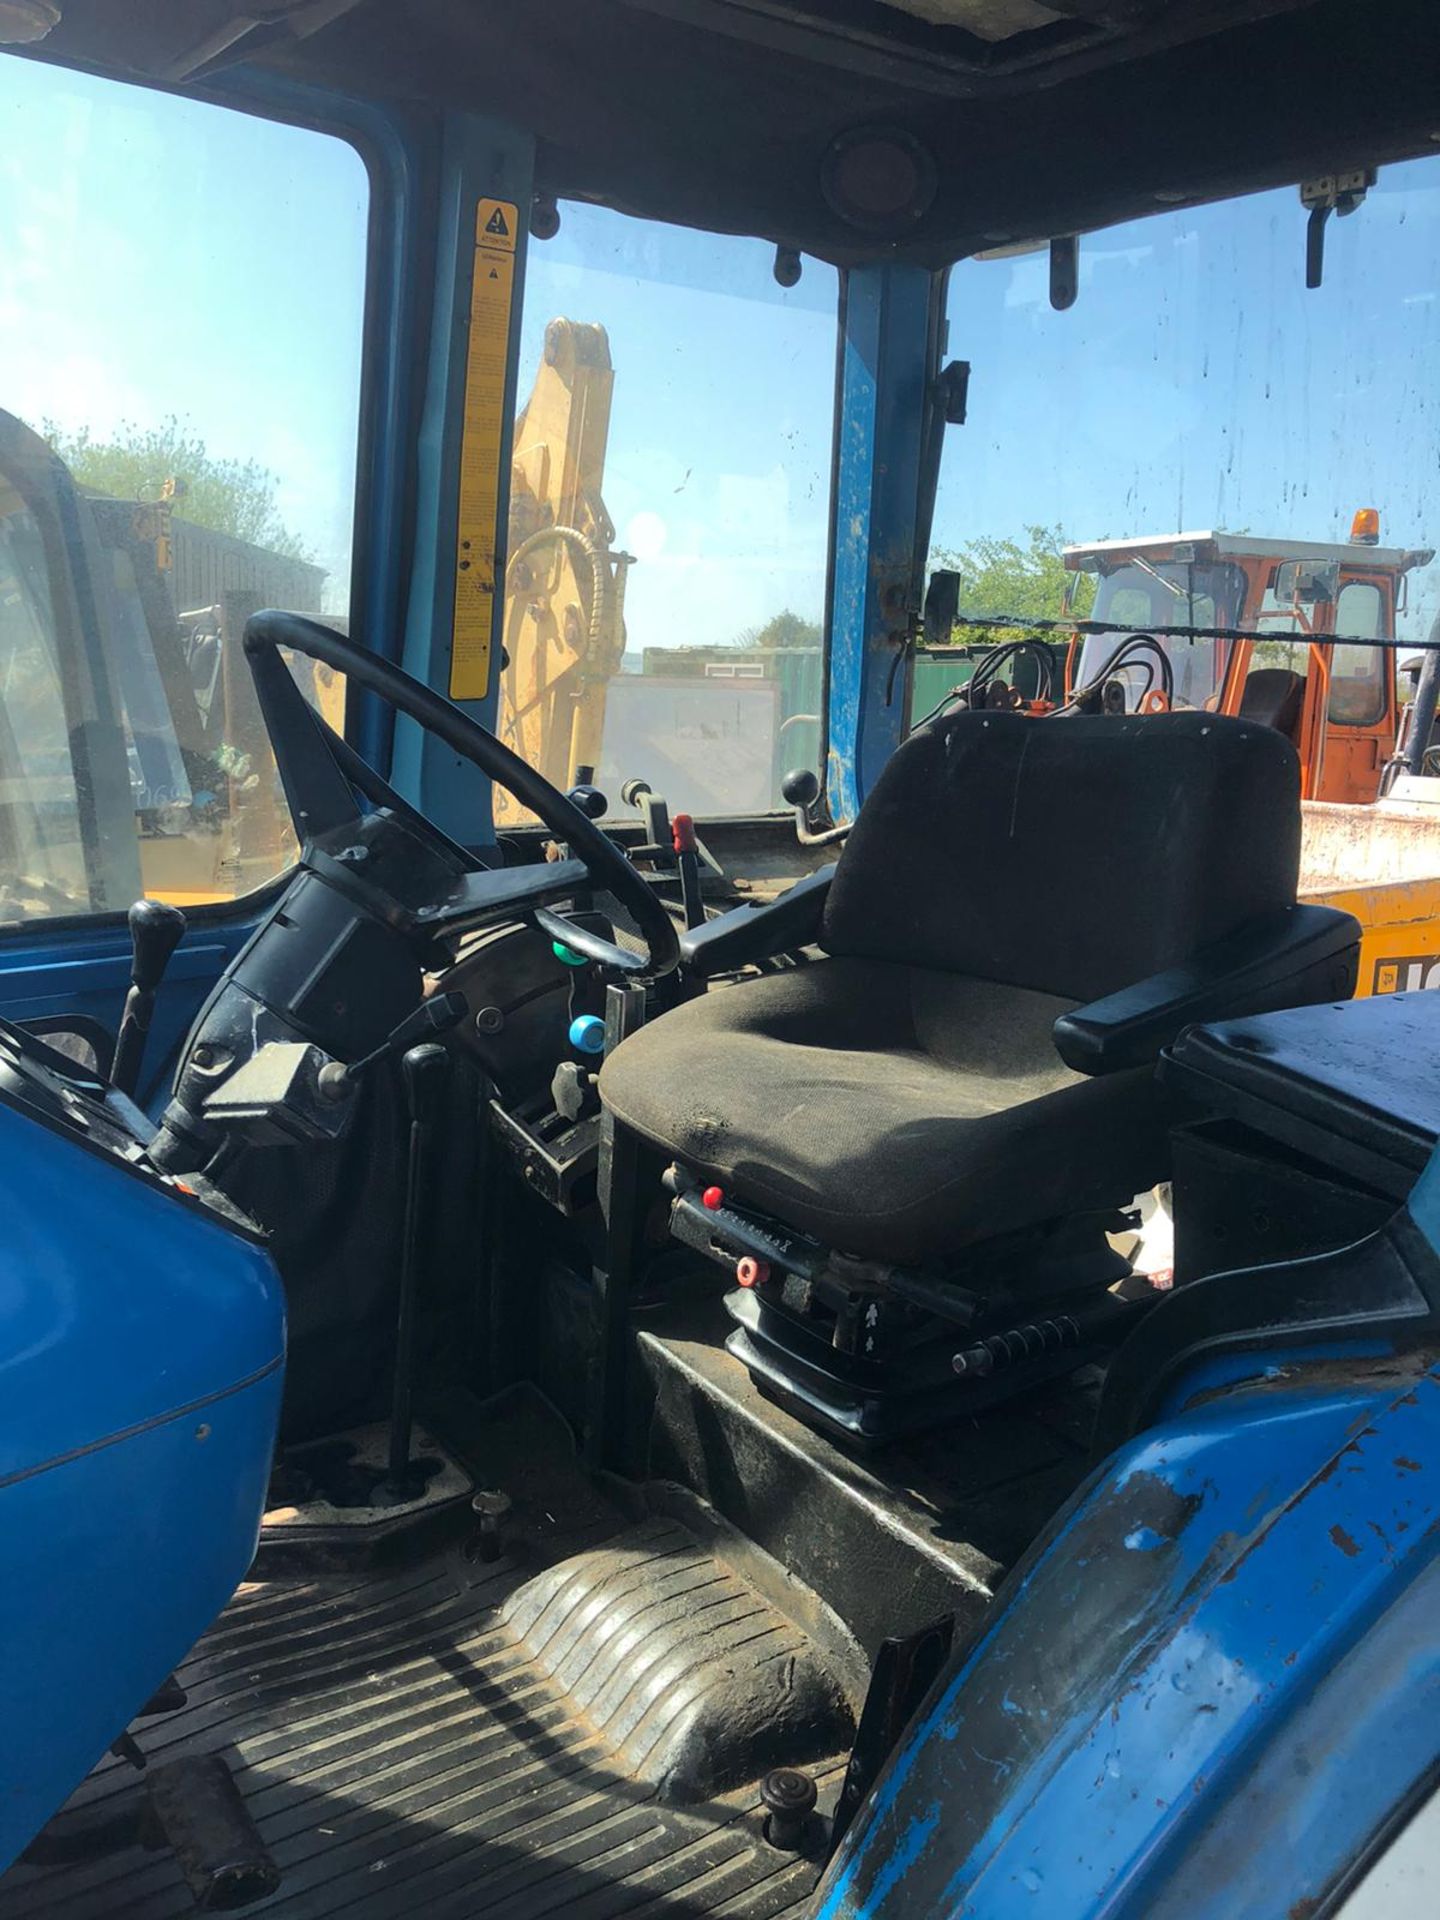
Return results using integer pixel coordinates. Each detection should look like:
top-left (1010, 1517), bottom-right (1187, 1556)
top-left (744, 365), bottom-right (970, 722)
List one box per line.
top-left (0, 1523), bottom-right (839, 1920)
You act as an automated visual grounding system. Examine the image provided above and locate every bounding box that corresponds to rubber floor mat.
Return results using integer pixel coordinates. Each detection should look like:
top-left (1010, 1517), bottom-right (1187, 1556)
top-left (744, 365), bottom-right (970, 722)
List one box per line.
top-left (0, 1524), bottom-right (839, 1920)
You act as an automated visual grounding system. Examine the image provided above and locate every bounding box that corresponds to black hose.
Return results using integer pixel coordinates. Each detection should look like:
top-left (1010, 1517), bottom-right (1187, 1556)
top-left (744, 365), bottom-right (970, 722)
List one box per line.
top-left (964, 640), bottom-right (1056, 707)
top-left (1053, 632), bottom-right (1174, 716)
top-left (909, 639), bottom-right (1058, 734)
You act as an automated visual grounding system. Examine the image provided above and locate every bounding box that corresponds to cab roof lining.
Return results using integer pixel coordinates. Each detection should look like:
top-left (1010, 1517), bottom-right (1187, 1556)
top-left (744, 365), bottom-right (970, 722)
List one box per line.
top-left (32, 0), bottom-right (1440, 265)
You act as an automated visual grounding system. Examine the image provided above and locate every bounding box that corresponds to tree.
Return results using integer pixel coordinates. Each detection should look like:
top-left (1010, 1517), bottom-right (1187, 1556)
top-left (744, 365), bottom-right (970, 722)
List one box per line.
top-left (737, 610), bottom-right (822, 650)
top-left (44, 416), bottom-right (313, 560)
top-left (929, 523), bottom-right (1094, 645)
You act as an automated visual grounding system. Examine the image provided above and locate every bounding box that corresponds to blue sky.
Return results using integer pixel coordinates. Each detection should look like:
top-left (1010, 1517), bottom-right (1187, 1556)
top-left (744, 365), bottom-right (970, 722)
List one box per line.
top-left (1, 47), bottom-right (1436, 647)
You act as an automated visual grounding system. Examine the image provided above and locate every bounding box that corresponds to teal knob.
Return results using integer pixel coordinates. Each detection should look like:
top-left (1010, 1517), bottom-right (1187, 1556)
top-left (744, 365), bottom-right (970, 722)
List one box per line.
top-left (552, 940), bottom-right (588, 968)
top-left (569, 1014), bottom-right (606, 1055)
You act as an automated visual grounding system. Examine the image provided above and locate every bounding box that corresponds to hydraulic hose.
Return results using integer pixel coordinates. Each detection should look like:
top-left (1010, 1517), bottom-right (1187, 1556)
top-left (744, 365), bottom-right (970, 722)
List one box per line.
top-left (506, 525), bottom-right (614, 665)
top-left (1051, 632), bottom-right (1174, 716)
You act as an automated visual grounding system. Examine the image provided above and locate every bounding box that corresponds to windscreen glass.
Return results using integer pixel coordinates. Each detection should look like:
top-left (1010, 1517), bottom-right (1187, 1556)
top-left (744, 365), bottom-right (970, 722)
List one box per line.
top-left (503, 204), bottom-right (837, 823)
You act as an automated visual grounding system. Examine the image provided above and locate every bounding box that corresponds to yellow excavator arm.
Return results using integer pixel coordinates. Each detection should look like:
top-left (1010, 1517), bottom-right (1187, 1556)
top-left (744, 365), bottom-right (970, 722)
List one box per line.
top-left (497, 318), bottom-right (628, 825)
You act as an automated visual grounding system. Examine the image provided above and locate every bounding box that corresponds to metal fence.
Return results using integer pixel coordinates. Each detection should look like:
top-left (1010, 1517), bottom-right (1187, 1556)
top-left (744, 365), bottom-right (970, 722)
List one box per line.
top-left (170, 519), bottom-right (326, 617)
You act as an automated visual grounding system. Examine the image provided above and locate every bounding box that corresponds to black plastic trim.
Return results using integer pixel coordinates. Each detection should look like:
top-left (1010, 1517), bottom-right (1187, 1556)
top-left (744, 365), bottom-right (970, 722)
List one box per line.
top-left (1053, 904), bottom-right (1362, 1075)
top-left (1093, 1207), bottom-right (1440, 1457)
top-left (679, 865), bottom-right (835, 978)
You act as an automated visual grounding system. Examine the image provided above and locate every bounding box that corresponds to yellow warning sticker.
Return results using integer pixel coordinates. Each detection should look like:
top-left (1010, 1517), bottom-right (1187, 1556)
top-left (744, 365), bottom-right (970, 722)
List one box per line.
top-left (476, 199), bottom-right (517, 252)
top-left (449, 198), bottom-right (519, 700)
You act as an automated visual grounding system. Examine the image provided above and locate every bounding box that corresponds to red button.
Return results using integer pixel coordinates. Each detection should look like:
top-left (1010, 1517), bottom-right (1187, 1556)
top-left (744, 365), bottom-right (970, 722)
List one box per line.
top-left (701, 1185), bottom-right (724, 1210)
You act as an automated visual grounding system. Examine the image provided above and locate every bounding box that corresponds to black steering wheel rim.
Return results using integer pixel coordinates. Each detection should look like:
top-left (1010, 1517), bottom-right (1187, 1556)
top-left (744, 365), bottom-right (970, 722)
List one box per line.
top-left (243, 609), bottom-right (681, 979)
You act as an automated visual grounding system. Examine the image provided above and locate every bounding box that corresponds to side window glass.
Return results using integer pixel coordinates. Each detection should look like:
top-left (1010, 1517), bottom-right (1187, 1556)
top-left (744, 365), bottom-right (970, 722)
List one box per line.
top-left (0, 61), bottom-right (367, 928)
top-left (0, 471), bottom-right (90, 916)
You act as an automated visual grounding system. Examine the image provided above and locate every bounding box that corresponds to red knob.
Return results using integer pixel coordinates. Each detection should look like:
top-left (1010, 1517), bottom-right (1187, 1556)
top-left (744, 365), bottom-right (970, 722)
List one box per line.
top-left (701, 1185), bottom-right (724, 1210)
top-left (672, 812), bottom-right (698, 855)
top-left (736, 1255), bottom-right (770, 1288)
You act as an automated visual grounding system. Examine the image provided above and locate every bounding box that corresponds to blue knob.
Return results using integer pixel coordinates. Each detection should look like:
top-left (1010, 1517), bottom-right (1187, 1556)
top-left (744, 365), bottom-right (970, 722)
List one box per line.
top-left (568, 1013), bottom-right (606, 1055)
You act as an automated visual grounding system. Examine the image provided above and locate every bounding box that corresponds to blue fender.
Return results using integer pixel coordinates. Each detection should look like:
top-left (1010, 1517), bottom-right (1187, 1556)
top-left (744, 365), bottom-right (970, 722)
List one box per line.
top-left (818, 1356), bottom-right (1440, 1918)
top-left (0, 1101), bottom-right (285, 1867)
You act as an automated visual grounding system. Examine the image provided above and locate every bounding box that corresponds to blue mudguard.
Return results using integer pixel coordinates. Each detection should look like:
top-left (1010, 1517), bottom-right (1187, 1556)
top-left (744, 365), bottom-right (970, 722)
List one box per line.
top-left (819, 1330), bottom-right (1440, 1915)
top-left (0, 1100), bottom-right (285, 1868)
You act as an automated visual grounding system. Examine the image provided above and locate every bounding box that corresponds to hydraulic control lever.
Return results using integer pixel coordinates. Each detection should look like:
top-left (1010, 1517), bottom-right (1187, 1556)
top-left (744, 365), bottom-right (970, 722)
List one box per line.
top-left (112, 899), bottom-right (187, 1098)
top-left (379, 1040), bottom-right (451, 1504)
top-left (671, 813), bottom-right (705, 931)
top-left (621, 776), bottom-right (671, 858)
top-left (622, 777), bottom-right (725, 887)
top-left (317, 990), bottom-right (468, 1101)
top-left (782, 767), bottom-right (848, 849)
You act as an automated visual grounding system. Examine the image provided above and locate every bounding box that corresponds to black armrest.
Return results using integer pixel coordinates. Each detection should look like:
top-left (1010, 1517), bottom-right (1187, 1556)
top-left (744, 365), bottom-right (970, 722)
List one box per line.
top-left (679, 865), bottom-right (835, 979)
top-left (1052, 904), bottom-right (1362, 1075)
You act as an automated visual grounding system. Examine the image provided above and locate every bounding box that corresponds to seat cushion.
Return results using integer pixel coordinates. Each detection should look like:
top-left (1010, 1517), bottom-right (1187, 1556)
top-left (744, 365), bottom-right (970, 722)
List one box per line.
top-left (600, 957), bottom-right (1165, 1262)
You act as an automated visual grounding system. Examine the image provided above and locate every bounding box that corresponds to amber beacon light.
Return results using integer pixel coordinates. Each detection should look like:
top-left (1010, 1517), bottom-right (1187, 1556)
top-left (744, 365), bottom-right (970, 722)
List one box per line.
top-left (1350, 507), bottom-right (1381, 544)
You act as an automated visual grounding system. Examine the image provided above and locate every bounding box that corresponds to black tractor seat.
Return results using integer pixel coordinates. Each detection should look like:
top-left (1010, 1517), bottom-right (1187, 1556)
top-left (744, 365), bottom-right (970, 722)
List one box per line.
top-left (599, 709), bottom-right (1362, 1442)
top-left (1238, 666), bottom-right (1305, 740)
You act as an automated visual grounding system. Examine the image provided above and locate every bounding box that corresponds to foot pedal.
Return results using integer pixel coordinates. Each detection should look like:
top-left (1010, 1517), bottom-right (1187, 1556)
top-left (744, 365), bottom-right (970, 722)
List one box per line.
top-left (144, 1754), bottom-right (279, 1912)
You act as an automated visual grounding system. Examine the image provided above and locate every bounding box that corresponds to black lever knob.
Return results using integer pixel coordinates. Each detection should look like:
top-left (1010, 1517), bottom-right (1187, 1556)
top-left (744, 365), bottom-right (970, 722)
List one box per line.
top-left (760, 1767), bottom-right (817, 1849)
top-left (567, 783), bottom-right (609, 820)
top-left (781, 767), bottom-right (820, 811)
top-left (317, 989), bottom-right (469, 1102)
top-left (128, 898), bottom-right (188, 993)
top-left (112, 899), bottom-right (187, 1097)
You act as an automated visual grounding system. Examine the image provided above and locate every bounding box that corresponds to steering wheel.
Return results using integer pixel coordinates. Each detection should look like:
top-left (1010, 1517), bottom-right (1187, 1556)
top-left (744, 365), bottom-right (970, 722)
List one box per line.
top-left (243, 610), bottom-right (680, 980)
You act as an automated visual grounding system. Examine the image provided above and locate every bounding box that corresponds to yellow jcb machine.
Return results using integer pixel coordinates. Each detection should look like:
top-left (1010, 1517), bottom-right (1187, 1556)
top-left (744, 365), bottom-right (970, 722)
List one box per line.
top-left (495, 318), bottom-right (629, 826)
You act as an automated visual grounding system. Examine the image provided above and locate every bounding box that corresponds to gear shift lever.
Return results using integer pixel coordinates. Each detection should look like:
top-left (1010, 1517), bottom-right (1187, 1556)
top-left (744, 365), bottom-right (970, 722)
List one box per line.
top-left (112, 899), bottom-right (187, 1098)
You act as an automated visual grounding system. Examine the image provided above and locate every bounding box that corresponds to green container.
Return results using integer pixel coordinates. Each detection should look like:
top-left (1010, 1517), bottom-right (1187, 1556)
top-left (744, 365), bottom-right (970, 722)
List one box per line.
top-left (910, 651), bottom-right (979, 728)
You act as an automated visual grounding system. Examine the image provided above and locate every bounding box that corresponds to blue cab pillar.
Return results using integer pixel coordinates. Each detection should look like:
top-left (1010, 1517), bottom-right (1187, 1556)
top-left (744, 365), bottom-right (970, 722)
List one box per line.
top-left (825, 265), bottom-right (946, 824)
top-left (390, 114), bottom-right (534, 847)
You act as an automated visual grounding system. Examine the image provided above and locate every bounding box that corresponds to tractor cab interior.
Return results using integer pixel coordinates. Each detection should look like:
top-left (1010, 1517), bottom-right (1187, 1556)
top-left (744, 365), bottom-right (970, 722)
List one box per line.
top-left (3, 2), bottom-right (1440, 1914)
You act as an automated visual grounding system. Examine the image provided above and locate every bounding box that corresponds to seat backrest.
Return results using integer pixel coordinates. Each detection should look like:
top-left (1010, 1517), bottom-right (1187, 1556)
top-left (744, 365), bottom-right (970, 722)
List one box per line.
top-left (821, 710), bottom-right (1301, 1004)
top-left (1239, 667), bottom-right (1304, 738)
